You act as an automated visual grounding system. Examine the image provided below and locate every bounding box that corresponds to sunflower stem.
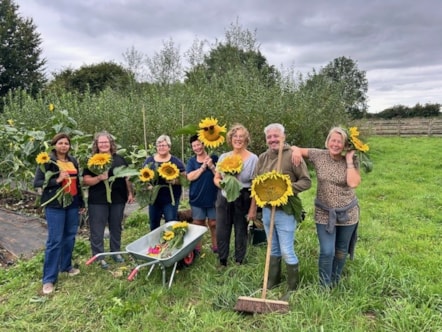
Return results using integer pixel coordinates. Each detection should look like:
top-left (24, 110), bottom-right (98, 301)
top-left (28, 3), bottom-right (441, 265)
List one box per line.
top-left (169, 183), bottom-right (175, 206)
top-left (104, 179), bottom-right (112, 203)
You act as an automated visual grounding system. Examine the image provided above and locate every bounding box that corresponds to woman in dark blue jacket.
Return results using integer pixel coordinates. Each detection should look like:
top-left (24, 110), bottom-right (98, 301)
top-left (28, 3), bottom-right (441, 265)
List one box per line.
top-left (33, 133), bottom-right (85, 295)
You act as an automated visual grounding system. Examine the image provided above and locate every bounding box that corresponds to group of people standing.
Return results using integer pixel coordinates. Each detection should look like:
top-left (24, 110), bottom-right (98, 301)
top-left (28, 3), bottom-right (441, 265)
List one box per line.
top-left (34, 122), bottom-right (362, 298)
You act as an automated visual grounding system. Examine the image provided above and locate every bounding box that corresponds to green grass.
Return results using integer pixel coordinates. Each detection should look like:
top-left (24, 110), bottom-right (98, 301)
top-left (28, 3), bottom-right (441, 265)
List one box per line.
top-left (1, 136), bottom-right (441, 331)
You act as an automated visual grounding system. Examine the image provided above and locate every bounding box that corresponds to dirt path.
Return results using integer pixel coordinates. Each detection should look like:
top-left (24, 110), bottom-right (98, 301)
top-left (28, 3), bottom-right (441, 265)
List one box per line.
top-left (0, 208), bottom-right (47, 265)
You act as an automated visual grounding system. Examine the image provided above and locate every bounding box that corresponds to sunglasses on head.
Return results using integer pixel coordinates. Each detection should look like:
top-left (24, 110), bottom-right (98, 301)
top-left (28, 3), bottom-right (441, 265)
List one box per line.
top-left (203, 126), bottom-right (214, 131)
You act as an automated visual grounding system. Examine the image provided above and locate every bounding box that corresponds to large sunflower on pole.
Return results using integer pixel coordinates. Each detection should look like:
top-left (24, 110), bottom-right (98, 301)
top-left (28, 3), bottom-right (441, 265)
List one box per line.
top-left (251, 170), bottom-right (293, 207)
top-left (251, 170), bottom-right (304, 222)
top-left (197, 117), bottom-right (226, 149)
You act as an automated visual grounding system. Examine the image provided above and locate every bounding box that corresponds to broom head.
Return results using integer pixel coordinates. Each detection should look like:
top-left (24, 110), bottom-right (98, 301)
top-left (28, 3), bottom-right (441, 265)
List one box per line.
top-left (234, 296), bottom-right (289, 314)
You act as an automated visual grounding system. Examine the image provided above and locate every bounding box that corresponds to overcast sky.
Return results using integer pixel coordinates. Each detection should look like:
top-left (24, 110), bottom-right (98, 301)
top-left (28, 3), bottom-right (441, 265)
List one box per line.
top-left (15, 0), bottom-right (442, 113)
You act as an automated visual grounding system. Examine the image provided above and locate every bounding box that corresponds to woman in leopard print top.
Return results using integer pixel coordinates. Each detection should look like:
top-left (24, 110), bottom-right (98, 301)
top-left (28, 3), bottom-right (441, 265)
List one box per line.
top-left (291, 127), bottom-right (361, 287)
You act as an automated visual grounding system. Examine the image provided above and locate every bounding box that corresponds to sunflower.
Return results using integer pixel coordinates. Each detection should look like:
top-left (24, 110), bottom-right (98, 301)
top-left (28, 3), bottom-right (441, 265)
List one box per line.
top-left (197, 117), bottom-right (227, 149)
top-left (7, 119), bottom-right (14, 126)
top-left (350, 136), bottom-right (369, 152)
top-left (48, 103), bottom-right (55, 112)
top-left (251, 170), bottom-right (294, 208)
top-left (87, 153), bottom-right (113, 203)
top-left (348, 126), bottom-right (369, 152)
top-left (36, 152), bottom-right (50, 164)
top-left (344, 126), bottom-right (373, 173)
top-left (162, 230), bottom-right (175, 241)
top-left (139, 167), bottom-right (155, 182)
top-left (87, 153), bottom-right (112, 170)
top-left (158, 162), bottom-right (180, 181)
top-left (172, 221), bottom-right (188, 230)
top-left (217, 154), bottom-right (243, 174)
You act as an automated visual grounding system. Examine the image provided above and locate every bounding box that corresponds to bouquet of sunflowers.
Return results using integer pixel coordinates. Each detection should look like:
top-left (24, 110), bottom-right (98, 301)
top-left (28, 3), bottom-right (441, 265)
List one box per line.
top-left (87, 153), bottom-right (140, 203)
top-left (345, 126), bottom-right (373, 173)
top-left (134, 161), bottom-right (183, 209)
top-left (87, 153), bottom-right (113, 203)
top-left (147, 222), bottom-right (189, 258)
top-left (217, 154), bottom-right (243, 202)
top-left (134, 165), bottom-right (158, 209)
top-left (35, 151), bottom-right (73, 208)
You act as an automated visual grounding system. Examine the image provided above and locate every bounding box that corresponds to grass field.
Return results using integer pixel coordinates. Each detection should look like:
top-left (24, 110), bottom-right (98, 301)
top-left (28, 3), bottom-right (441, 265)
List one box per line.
top-left (0, 136), bottom-right (441, 332)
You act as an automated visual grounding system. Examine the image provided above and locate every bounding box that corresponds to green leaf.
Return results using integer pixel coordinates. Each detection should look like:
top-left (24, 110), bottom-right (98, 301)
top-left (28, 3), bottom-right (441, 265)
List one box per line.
top-left (220, 174), bottom-right (242, 202)
top-left (108, 166), bottom-right (140, 183)
top-left (135, 185), bottom-right (165, 209)
top-left (174, 124), bottom-right (199, 135)
top-left (282, 195), bottom-right (304, 222)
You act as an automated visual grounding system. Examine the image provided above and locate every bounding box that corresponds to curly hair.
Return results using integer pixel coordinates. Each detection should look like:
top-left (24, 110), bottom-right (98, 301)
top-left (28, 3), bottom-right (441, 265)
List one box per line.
top-left (92, 131), bottom-right (117, 154)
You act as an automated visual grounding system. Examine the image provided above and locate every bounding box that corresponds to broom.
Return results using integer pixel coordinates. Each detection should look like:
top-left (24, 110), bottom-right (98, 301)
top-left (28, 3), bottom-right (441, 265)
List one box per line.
top-left (234, 141), bottom-right (289, 314)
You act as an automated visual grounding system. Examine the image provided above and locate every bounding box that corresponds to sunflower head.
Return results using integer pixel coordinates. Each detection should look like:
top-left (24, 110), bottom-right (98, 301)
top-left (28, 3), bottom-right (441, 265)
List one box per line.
top-left (163, 230), bottom-right (175, 241)
top-left (87, 153), bottom-right (112, 173)
top-left (172, 221), bottom-right (188, 230)
top-left (217, 154), bottom-right (243, 174)
top-left (350, 136), bottom-right (369, 152)
top-left (197, 117), bottom-right (226, 149)
top-left (48, 103), bottom-right (55, 112)
top-left (158, 162), bottom-right (180, 181)
top-left (347, 126), bottom-right (369, 152)
top-left (139, 167), bottom-right (155, 182)
top-left (251, 170), bottom-right (294, 208)
top-left (349, 126), bottom-right (360, 137)
top-left (36, 152), bottom-right (50, 165)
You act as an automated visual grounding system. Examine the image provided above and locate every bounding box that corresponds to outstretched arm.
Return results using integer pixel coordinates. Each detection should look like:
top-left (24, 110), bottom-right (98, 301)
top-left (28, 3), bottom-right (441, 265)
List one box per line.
top-left (291, 146), bottom-right (309, 166)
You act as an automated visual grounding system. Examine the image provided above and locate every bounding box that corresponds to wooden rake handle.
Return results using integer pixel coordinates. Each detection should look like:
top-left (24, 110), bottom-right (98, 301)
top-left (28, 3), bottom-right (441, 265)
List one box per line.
top-left (261, 141), bottom-right (284, 299)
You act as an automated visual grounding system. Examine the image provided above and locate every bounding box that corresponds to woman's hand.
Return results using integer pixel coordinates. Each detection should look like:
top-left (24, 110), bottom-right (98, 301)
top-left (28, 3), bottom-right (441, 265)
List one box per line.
top-left (291, 146), bottom-right (302, 166)
top-left (57, 170), bottom-right (70, 184)
top-left (98, 171), bottom-right (109, 181)
top-left (127, 192), bottom-right (135, 204)
top-left (345, 150), bottom-right (356, 164)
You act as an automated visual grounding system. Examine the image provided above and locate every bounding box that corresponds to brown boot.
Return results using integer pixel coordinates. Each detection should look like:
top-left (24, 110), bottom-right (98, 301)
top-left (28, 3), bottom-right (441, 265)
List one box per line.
top-left (266, 256), bottom-right (281, 289)
top-left (281, 263), bottom-right (299, 301)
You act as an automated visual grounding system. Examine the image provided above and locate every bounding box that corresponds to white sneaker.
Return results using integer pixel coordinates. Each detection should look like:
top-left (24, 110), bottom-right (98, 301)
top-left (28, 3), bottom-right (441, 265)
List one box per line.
top-left (42, 283), bottom-right (54, 294)
top-left (67, 268), bottom-right (80, 276)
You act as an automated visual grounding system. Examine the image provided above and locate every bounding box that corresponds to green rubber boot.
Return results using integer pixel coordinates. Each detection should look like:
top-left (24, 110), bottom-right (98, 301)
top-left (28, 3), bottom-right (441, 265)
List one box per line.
top-left (266, 256), bottom-right (282, 289)
top-left (281, 263), bottom-right (299, 301)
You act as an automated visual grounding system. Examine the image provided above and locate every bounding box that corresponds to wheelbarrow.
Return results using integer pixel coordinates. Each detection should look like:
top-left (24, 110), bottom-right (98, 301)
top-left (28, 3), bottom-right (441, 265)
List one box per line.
top-left (86, 221), bottom-right (207, 288)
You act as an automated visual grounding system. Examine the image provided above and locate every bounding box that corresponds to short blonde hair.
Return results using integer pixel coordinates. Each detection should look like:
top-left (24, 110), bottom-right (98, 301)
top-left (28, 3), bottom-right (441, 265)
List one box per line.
top-left (226, 123), bottom-right (251, 146)
top-left (325, 127), bottom-right (348, 148)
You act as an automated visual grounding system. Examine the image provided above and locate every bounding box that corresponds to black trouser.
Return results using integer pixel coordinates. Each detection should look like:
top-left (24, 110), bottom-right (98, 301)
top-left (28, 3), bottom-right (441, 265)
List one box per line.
top-left (215, 188), bottom-right (250, 265)
top-left (88, 203), bottom-right (125, 258)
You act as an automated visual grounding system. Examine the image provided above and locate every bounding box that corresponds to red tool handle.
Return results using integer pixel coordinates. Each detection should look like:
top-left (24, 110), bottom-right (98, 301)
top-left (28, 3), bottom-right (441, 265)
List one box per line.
top-left (128, 268), bottom-right (139, 281)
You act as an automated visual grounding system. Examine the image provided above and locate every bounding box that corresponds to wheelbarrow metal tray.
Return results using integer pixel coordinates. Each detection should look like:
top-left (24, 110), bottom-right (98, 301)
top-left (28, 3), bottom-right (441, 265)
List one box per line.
top-left (126, 221), bottom-right (207, 267)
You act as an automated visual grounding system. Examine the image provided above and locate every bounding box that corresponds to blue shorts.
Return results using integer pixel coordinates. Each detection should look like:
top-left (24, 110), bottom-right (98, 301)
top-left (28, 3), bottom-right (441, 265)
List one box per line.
top-left (191, 206), bottom-right (216, 220)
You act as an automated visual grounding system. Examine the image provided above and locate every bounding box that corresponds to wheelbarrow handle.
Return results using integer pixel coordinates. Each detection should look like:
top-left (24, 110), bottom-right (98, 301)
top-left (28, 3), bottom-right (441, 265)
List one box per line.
top-left (128, 268), bottom-right (139, 281)
top-left (86, 255), bottom-right (99, 265)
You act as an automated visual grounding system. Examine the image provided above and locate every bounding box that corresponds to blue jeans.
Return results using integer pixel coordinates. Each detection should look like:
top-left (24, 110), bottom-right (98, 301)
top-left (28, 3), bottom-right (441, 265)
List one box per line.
top-left (149, 201), bottom-right (179, 231)
top-left (43, 206), bottom-right (79, 284)
top-left (262, 207), bottom-right (298, 265)
top-left (316, 223), bottom-right (358, 287)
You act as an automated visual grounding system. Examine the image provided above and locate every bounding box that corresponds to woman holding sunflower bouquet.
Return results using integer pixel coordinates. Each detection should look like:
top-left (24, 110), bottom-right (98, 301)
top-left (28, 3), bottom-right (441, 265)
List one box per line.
top-left (83, 132), bottom-right (134, 269)
top-left (213, 124), bottom-right (258, 267)
top-left (291, 126), bottom-right (365, 288)
top-left (33, 133), bottom-right (85, 295)
top-left (142, 135), bottom-right (186, 231)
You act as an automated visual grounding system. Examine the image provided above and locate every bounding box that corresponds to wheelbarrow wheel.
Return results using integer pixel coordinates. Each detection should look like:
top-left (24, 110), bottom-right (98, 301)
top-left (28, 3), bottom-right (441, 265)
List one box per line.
top-left (177, 249), bottom-right (198, 270)
top-left (183, 250), bottom-right (195, 266)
